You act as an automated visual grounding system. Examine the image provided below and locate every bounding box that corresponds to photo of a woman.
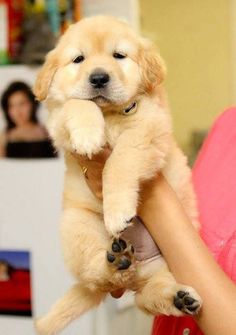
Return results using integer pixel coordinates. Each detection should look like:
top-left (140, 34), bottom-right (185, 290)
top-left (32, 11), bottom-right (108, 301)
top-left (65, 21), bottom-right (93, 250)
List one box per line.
top-left (0, 81), bottom-right (57, 158)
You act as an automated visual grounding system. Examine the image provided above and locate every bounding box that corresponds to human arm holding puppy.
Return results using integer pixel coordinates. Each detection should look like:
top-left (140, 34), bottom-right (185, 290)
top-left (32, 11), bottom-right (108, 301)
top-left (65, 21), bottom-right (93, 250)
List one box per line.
top-left (77, 149), bottom-right (236, 335)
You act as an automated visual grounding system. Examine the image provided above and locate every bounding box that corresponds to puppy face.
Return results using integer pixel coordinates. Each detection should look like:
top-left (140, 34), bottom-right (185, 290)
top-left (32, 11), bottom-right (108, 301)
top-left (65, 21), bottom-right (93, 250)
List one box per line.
top-left (34, 16), bottom-right (166, 107)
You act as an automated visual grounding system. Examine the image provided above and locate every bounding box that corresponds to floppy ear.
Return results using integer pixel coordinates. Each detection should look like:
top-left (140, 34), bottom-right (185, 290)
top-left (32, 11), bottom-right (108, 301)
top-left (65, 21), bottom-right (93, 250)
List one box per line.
top-left (33, 49), bottom-right (58, 101)
top-left (139, 39), bottom-right (166, 92)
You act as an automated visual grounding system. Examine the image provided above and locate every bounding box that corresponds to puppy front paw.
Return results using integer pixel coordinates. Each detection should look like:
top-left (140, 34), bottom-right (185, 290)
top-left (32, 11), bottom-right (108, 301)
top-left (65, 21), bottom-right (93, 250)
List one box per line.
top-left (64, 99), bottom-right (106, 157)
top-left (104, 193), bottom-right (137, 236)
top-left (105, 213), bottom-right (135, 237)
top-left (173, 289), bottom-right (202, 315)
top-left (107, 238), bottom-right (135, 270)
top-left (70, 126), bottom-right (106, 158)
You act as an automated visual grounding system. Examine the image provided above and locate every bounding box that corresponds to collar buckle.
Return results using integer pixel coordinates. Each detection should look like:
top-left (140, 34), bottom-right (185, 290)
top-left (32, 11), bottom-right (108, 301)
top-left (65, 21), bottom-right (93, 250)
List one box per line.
top-left (122, 101), bottom-right (137, 115)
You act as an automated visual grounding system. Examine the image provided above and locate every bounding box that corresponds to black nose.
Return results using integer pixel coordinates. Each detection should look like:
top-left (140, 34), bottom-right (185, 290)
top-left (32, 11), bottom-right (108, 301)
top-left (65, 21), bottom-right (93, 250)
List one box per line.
top-left (89, 71), bottom-right (110, 88)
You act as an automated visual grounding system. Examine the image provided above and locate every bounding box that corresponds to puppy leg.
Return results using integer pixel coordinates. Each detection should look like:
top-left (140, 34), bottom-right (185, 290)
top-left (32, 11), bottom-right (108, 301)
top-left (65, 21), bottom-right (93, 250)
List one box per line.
top-left (61, 208), bottom-right (135, 287)
top-left (135, 265), bottom-right (202, 316)
top-left (107, 237), bottom-right (135, 270)
top-left (35, 284), bottom-right (105, 335)
top-left (103, 122), bottom-right (171, 237)
top-left (48, 99), bottom-right (105, 157)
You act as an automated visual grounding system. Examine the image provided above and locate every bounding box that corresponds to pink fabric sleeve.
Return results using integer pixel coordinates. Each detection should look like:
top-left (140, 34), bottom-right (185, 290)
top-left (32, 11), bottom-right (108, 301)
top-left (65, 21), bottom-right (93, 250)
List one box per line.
top-left (152, 107), bottom-right (236, 335)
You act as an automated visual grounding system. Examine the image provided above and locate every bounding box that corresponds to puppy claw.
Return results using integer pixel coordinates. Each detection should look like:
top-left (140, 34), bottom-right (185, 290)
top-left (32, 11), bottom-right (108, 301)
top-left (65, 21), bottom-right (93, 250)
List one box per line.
top-left (105, 215), bottom-right (135, 237)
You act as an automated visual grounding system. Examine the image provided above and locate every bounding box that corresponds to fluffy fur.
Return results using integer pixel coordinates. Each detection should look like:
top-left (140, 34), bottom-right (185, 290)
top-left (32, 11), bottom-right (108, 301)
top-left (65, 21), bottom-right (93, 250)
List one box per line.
top-left (34, 16), bottom-right (202, 335)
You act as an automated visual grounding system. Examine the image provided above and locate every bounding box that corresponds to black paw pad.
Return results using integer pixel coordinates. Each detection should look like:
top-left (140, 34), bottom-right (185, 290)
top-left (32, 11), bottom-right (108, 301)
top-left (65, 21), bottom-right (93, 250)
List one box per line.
top-left (107, 252), bottom-right (116, 263)
top-left (107, 238), bottom-right (134, 271)
top-left (177, 290), bottom-right (186, 299)
top-left (174, 291), bottom-right (200, 315)
top-left (174, 297), bottom-right (184, 310)
top-left (126, 217), bottom-right (134, 224)
top-left (184, 296), bottom-right (195, 306)
top-left (118, 257), bottom-right (131, 270)
top-left (118, 239), bottom-right (127, 250)
top-left (112, 241), bottom-right (122, 253)
top-left (112, 239), bottom-right (127, 252)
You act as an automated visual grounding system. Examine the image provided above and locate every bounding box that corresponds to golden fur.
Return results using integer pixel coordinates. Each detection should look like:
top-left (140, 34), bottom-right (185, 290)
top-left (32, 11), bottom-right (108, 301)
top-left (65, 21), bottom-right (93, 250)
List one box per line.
top-left (34, 16), bottom-right (202, 335)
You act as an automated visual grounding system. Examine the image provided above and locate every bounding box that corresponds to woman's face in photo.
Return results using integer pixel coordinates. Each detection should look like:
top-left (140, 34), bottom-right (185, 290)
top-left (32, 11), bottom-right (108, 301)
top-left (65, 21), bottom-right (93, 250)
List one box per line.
top-left (8, 91), bottom-right (33, 127)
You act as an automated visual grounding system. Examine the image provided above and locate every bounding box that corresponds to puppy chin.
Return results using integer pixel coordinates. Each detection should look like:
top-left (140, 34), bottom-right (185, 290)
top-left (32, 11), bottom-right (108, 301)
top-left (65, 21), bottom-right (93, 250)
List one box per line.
top-left (91, 96), bottom-right (111, 107)
top-left (70, 85), bottom-right (136, 108)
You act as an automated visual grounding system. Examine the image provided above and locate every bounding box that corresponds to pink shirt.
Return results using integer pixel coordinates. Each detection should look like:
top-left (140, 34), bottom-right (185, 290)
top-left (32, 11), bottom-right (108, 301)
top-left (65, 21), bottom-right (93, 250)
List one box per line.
top-left (153, 107), bottom-right (236, 334)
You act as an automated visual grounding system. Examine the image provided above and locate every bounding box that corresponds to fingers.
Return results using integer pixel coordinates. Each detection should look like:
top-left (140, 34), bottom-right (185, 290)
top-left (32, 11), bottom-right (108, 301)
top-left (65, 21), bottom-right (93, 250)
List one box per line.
top-left (75, 145), bottom-right (111, 165)
top-left (72, 146), bottom-right (112, 199)
top-left (90, 145), bottom-right (112, 162)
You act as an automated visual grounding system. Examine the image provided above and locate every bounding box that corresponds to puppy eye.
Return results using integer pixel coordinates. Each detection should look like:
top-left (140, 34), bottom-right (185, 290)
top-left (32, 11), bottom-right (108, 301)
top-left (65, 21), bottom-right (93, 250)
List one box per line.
top-left (113, 52), bottom-right (126, 59)
top-left (73, 55), bottom-right (85, 63)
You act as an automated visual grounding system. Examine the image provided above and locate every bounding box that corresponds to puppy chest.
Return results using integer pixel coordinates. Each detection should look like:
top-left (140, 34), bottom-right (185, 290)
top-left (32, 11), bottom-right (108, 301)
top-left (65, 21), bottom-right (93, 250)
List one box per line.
top-left (104, 118), bottom-right (124, 147)
top-left (104, 114), bottom-right (139, 147)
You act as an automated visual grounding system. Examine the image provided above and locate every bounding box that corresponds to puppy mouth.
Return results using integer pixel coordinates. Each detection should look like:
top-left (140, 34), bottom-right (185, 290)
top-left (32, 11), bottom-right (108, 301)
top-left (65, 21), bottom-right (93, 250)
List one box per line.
top-left (91, 95), bottom-right (111, 105)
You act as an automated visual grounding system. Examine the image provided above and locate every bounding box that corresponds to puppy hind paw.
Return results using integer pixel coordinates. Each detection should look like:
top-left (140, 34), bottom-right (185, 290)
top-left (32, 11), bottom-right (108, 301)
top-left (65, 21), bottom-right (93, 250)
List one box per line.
top-left (107, 238), bottom-right (135, 270)
top-left (34, 318), bottom-right (50, 335)
top-left (174, 290), bottom-right (202, 315)
top-left (34, 316), bottom-right (60, 335)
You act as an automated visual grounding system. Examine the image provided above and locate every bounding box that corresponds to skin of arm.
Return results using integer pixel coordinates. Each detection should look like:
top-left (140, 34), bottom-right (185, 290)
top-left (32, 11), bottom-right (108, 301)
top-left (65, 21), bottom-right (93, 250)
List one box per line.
top-left (76, 150), bottom-right (236, 334)
top-left (139, 175), bottom-right (236, 335)
top-left (0, 133), bottom-right (6, 157)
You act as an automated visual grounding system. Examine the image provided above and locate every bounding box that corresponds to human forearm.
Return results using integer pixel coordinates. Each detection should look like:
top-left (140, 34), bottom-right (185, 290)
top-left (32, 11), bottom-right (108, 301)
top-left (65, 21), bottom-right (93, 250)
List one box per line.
top-left (138, 174), bottom-right (236, 335)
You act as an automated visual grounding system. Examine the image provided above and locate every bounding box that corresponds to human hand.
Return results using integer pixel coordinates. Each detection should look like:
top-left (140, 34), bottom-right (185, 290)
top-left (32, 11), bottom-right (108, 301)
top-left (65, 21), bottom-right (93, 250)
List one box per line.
top-left (76, 146), bottom-right (112, 199)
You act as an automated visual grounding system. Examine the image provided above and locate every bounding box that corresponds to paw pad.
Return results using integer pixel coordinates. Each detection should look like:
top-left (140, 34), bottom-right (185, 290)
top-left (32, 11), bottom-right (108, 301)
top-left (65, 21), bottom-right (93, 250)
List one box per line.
top-left (174, 290), bottom-right (201, 315)
top-left (107, 238), bottom-right (135, 271)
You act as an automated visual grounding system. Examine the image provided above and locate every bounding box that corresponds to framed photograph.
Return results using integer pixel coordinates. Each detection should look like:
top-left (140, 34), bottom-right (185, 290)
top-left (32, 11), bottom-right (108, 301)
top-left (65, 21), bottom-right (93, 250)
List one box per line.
top-left (0, 250), bottom-right (32, 317)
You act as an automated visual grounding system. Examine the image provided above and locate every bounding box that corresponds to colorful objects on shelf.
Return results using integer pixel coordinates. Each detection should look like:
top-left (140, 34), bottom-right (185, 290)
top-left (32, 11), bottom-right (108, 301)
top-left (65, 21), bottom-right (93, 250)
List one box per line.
top-left (0, 0), bottom-right (81, 65)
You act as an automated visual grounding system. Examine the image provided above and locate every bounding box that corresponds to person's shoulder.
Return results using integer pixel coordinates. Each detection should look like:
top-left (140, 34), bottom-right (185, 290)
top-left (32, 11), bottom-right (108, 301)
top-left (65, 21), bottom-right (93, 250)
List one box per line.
top-left (37, 124), bottom-right (48, 134)
top-left (193, 107), bottom-right (236, 172)
top-left (201, 107), bottom-right (236, 146)
top-left (213, 107), bottom-right (236, 130)
top-left (33, 124), bottom-right (48, 139)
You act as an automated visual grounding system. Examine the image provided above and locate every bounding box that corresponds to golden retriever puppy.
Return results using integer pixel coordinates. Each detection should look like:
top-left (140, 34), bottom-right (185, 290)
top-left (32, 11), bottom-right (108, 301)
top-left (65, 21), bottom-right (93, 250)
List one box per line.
top-left (34, 15), bottom-right (202, 335)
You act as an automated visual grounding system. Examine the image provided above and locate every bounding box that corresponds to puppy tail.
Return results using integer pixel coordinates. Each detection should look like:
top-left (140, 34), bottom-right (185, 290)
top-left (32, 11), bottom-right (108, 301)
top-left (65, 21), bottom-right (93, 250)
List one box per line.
top-left (35, 284), bottom-right (105, 335)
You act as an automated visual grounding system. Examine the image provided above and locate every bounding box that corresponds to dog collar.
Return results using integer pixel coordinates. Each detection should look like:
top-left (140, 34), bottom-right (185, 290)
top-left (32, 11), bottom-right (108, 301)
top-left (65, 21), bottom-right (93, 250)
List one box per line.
top-left (122, 101), bottom-right (137, 115)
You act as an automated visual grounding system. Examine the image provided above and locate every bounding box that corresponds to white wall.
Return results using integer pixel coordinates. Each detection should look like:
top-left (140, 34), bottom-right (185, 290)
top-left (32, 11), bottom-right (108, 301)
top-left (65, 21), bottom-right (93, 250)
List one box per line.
top-left (81, 0), bottom-right (140, 31)
top-left (0, 158), bottom-right (95, 335)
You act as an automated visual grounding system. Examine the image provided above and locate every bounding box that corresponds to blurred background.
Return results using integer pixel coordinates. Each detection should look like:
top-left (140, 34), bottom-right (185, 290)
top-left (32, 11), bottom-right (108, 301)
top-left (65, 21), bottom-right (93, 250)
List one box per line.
top-left (0, 0), bottom-right (234, 334)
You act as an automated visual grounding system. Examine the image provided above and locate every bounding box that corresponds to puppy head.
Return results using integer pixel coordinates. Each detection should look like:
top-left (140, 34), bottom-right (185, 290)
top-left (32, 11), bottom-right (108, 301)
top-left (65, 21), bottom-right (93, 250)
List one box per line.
top-left (138, 39), bottom-right (166, 93)
top-left (34, 16), bottom-right (166, 107)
